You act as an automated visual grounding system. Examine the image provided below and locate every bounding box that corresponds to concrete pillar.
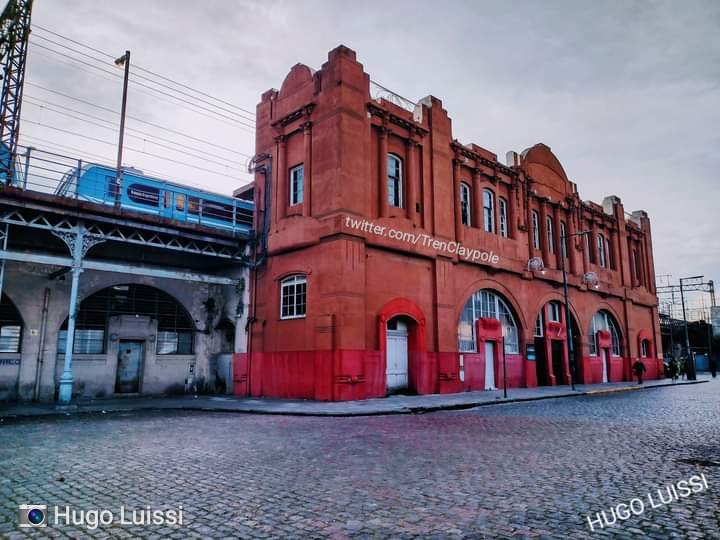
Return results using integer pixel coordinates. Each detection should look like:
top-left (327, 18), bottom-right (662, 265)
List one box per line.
top-left (472, 168), bottom-right (483, 231)
top-left (453, 159), bottom-right (463, 242)
top-left (406, 139), bottom-right (418, 225)
top-left (378, 127), bottom-right (389, 218)
top-left (539, 200), bottom-right (550, 268)
top-left (276, 135), bottom-right (287, 223)
top-left (302, 122), bottom-right (312, 217)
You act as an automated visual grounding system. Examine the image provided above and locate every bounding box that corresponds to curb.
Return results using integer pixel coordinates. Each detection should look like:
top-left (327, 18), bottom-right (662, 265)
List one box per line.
top-left (0, 379), bottom-right (709, 421)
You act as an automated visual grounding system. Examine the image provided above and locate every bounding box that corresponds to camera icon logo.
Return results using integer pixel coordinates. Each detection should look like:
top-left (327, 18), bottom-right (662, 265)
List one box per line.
top-left (18, 504), bottom-right (47, 528)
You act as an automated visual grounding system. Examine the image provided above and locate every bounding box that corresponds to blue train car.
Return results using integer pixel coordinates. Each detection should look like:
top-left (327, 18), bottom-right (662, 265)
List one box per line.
top-left (56, 163), bottom-right (254, 234)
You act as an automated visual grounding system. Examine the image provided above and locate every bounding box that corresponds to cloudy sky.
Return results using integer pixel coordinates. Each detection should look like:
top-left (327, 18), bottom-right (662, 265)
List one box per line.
top-left (23, 0), bottom-right (719, 311)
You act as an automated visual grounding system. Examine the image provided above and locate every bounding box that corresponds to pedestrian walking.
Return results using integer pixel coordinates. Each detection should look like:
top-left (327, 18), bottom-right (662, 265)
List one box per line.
top-left (710, 355), bottom-right (717, 378)
top-left (667, 359), bottom-right (678, 383)
top-left (632, 359), bottom-right (647, 384)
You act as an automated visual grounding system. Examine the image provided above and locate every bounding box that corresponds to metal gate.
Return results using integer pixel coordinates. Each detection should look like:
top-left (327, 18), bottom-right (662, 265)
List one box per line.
top-left (386, 321), bottom-right (408, 392)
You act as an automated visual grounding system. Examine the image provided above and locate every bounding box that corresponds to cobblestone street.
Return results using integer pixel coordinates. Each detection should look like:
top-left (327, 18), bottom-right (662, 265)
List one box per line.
top-left (2, 380), bottom-right (719, 539)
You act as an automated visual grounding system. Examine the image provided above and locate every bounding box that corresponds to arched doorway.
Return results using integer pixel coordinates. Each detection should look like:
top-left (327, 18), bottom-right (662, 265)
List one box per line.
top-left (533, 301), bottom-right (581, 386)
top-left (588, 310), bottom-right (622, 383)
top-left (378, 298), bottom-right (426, 396)
top-left (457, 289), bottom-right (521, 390)
top-left (386, 316), bottom-right (410, 393)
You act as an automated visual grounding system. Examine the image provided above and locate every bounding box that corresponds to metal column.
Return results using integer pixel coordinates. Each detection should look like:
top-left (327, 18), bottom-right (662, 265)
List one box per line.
top-left (57, 223), bottom-right (85, 403)
top-left (0, 223), bottom-right (8, 299)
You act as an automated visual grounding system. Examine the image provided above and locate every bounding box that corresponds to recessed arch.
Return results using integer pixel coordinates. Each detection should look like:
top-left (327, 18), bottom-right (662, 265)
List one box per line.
top-left (57, 284), bottom-right (196, 355)
top-left (457, 288), bottom-right (521, 354)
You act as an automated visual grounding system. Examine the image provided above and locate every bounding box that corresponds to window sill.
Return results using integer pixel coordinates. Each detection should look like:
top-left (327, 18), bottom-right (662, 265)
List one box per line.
top-left (280, 315), bottom-right (306, 321)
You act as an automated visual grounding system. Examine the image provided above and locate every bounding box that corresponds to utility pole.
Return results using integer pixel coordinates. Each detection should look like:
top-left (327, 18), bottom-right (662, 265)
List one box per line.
top-left (679, 275), bottom-right (703, 381)
top-left (113, 50), bottom-right (130, 206)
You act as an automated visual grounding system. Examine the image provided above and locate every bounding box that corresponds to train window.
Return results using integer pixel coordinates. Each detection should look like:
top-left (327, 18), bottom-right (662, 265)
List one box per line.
top-left (127, 183), bottom-right (159, 206)
top-left (106, 176), bottom-right (120, 200)
top-left (203, 201), bottom-right (233, 222)
top-left (163, 191), bottom-right (172, 209)
top-left (175, 193), bottom-right (186, 211)
top-left (188, 197), bottom-right (200, 215)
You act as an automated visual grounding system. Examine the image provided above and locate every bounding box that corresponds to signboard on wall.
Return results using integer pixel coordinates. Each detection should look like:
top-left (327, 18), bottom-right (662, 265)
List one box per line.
top-left (526, 344), bottom-right (536, 361)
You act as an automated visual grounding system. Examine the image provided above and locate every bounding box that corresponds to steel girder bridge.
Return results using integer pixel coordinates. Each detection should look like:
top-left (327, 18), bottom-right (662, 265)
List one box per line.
top-left (0, 189), bottom-right (252, 403)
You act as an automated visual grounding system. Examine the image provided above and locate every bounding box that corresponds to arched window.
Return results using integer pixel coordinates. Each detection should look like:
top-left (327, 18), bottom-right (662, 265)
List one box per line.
top-left (57, 284), bottom-right (195, 355)
top-left (640, 338), bottom-right (650, 358)
top-left (597, 233), bottom-right (606, 267)
top-left (499, 197), bottom-right (508, 237)
top-left (460, 182), bottom-right (472, 226)
top-left (0, 294), bottom-right (22, 353)
top-left (387, 154), bottom-right (403, 208)
top-left (531, 210), bottom-right (540, 250)
top-left (483, 189), bottom-right (495, 232)
top-left (534, 301), bottom-right (563, 335)
top-left (560, 221), bottom-right (568, 260)
top-left (546, 216), bottom-right (555, 253)
top-left (280, 275), bottom-right (307, 320)
top-left (458, 290), bottom-right (519, 354)
top-left (589, 310), bottom-right (621, 357)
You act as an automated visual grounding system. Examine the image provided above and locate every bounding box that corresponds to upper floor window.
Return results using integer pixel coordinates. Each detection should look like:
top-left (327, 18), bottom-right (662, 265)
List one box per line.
top-left (531, 210), bottom-right (540, 250)
top-left (597, 233), bottom-right (606, 267)
top-left (546, 216), bottom-right (555, 254)
top-left (280, 275), bottom-right (307, 320)
top-left (640, 339), bottom-right (650, 358)
top-left (586, 232), bottom-right (596, 264)
top-left (483, 189), bottom-right (495, 233)
top-left (460, 182), bottom-right (472, 226)
top-left (387, 154), bottom-right (403, 208)
top-left (499, 197), bottom-right (508, 237)
top-left (560, 221), bottom-right (568, 259)
top-left (290, 164), bottom-right (304, 206)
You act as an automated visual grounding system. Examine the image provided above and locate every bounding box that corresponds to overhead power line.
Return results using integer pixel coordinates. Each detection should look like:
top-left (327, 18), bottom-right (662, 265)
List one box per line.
top-left (25, 83), bottom-right (252, 156)
top-left (18, 136), bottom-right (245, 190)
top-left (29, 40), bottom-right (255, 131)
top-left (32, 24), bottom-right (256, 117)
top-left (22, 119), bottom-right (251, 181)
top-left (24, 97), bottom-right (251, 164)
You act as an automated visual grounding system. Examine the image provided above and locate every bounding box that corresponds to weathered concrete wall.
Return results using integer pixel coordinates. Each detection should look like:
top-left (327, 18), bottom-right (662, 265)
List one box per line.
top-left (0, 261), bottom-right (248, 402)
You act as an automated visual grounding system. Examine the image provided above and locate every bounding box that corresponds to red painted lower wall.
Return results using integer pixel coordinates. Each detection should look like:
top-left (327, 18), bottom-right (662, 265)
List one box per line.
top-left (234, 347), bottom-right (652, 401)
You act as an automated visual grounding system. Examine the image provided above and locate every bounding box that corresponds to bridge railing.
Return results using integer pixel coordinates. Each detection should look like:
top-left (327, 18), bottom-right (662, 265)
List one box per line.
top-left (2, 145), bottom-right (253, 233)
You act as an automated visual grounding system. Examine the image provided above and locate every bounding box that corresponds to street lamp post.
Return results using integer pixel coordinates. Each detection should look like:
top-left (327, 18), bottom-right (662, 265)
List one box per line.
top-left (680, 275), bottom-right (703, 381)
top-left (113, 50), bottom-right (130, 207)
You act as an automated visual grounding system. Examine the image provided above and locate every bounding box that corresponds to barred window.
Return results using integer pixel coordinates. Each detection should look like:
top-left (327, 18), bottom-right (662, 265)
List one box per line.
top-left (280, 275), bottom-right (307, 320)
top-left (0, 294), bottom-right (23, 353)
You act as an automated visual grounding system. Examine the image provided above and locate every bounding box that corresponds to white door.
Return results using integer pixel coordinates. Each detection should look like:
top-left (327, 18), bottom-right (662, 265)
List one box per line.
top-left (386, 321), bottom-right (408, 392)
top-left (484, 341), bottom-right (496, 390)
top-left (601, 349), bottom-right (608, 383)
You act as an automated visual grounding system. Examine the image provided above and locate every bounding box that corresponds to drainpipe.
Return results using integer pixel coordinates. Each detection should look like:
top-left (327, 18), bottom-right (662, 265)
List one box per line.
top-left (33, 288), bottom-right (50, 401)
top-left (245, 155), bottom-right (272, 394)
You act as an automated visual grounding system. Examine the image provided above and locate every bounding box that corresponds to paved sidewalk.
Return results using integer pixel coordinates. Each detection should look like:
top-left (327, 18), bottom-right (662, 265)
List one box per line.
top-left (0, 376), bottom-right (712, 420)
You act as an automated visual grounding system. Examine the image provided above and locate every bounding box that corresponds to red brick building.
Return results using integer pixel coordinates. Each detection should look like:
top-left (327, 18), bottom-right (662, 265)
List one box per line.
top-left (233, 45), bottom-right (662, 400)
